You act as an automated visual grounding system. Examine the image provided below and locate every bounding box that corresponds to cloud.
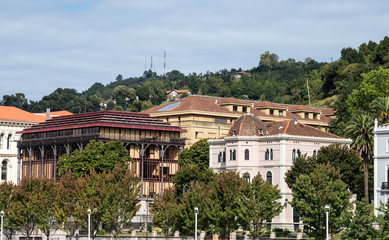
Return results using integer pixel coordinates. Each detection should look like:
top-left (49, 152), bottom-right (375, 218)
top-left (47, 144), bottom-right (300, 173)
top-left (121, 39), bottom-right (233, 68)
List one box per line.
top-left (0, 0), bottom-right (388, 101)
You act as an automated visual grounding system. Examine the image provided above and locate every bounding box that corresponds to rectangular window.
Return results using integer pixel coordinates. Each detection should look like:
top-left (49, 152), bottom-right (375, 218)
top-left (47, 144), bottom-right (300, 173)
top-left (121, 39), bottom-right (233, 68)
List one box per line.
top-left (242, 107), bottom-right (247, 112)
top-left (233, 106), bottom-right (238, 111)
top-left (279, 110), bottom-right (283, 116)
top-left (313, 113), bottom-right (317, 119)
top-left (304, 113), bottom-right (309, 118)
top-left (270, 109), bottom-right (274, 115)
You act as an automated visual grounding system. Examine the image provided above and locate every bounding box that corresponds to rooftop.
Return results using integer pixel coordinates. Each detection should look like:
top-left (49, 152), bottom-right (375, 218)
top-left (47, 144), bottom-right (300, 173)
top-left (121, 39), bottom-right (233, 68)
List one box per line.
top-left (19, 110), bottom-right (186, 134)
top-left (0, 106), bottom-right (46, 123)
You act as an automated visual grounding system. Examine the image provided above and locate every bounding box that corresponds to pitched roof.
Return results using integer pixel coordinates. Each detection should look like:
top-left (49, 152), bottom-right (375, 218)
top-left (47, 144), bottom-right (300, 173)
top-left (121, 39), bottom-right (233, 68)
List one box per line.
top-left (19, 110), bottom-right (186, 134)
top-left (33, 110), bottom-right (73, 119)
top-left (217, 97), bottom-right (251, 105)
top-left (0, 106), bottom-right (46, 123)
top-left (254, 101), bottom-right (287, 109)
top-left (266, 120), bottom-right (343, 139)
top-left (142, 96), bottom-right (241, 115)
top-left (287, 105), bottom-right (321, 113)
top-left (228, 113), bottom-right (268, 136)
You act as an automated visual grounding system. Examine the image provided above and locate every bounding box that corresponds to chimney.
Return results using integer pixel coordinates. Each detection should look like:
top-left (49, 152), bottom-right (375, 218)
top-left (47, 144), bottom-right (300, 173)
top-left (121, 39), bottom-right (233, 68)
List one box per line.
top-left (46, 108), bottom-right (51, 120)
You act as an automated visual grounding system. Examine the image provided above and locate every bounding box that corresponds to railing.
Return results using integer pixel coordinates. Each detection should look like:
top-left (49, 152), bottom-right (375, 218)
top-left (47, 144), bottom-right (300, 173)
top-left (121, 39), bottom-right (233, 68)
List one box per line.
top-left (19, 132), bottom-right (185, 147)
top-left (99, 133), bottom-right (185, 144)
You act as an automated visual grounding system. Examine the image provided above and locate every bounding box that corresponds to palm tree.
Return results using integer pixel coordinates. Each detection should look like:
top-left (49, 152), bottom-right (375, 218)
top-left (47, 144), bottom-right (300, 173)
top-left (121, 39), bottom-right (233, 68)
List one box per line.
top-left (345, 114), bottom-right (374, 205)
top-left (371, 96), bottom-right (389, 123)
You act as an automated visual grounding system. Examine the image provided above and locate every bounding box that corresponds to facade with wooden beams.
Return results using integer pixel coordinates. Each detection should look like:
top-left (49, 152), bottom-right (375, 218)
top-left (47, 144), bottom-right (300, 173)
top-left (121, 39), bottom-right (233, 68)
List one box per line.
top-left (17, 110), bottom-right (186, 196)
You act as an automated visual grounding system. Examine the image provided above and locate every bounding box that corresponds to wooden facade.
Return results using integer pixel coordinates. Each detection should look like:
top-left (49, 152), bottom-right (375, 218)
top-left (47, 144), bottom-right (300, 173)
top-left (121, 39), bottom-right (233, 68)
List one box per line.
top-left (17, 111), bottom-right (186, 196)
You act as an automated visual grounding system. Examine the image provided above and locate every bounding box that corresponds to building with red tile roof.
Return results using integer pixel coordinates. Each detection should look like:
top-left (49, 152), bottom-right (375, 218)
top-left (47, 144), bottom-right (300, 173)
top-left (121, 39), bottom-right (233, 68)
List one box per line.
top-left (208, 114), bottom-right (350, 230)
top-left (142, 95), bottom-right (335, 146)
top-left (18, 110), bottom-right (185, 197)
top-left (0, 106), bottom-right (48, 184)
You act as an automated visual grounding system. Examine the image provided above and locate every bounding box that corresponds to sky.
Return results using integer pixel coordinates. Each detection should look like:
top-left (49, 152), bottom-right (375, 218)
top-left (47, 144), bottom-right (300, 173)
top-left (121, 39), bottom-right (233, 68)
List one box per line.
top-left (0, 0), bottom-right (388, 101)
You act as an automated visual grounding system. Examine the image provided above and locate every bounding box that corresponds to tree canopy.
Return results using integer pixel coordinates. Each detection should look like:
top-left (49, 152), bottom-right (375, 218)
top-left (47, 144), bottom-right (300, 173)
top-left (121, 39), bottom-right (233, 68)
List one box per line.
top-left (57, 140), bottom-right (131, 178)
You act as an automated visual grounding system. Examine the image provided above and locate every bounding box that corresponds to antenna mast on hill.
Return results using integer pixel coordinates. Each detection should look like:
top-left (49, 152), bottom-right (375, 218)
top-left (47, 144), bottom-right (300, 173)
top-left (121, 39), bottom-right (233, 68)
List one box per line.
top-left (144, 57), bottom-right (147, 72)
top-left (164, 51), bottom-right (167, 77)
top-left (150, 56), bottom-right (153, 71)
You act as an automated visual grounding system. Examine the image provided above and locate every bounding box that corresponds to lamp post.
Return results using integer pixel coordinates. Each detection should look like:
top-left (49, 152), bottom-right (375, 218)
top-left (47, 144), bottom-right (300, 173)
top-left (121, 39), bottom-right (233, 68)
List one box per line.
top-left (183, 185), bottom-right (190, 196)
top-left (87, 208), bottom-right (91, 240)
top-left (1, 210), bottom-right (4, 240)
top-left (194, 207), bottom-right (199, 240)
top-left (324, 205), bottom-right (330, 240)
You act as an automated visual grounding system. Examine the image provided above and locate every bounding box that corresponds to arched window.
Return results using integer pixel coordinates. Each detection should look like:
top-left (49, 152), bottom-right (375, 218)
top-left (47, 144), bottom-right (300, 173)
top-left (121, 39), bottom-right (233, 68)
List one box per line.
top-left (7, 134), bottom-right (11, 149)
top-left (233, 150), bottom-right (236, 160)
top-left (265, 149), bottom-right (269, 160)
top-left (313, 150), bottom-right (317, 157)
top-left (292, 149), bottom-right (296, 160)
top-left (223, 152), bottom-right (226, 162)
top-left (297, 149), bottom-right (301, 158)
top-left (0, 133), bottom-right (3, 149)
top-left (243, 172), bottom-right (250, 183)
top-left (245, 149), bottom-right (249, 160)
top-left (266, 171), bottom-right (272, 185)
top-left (1, 160), bottom-right (7, 180)
top-left (218, 152), bottom-right (222, 162)
top-left (230, 150), bottom-right (233, 161)
top-left (270, 149), bottom-right (273, 160)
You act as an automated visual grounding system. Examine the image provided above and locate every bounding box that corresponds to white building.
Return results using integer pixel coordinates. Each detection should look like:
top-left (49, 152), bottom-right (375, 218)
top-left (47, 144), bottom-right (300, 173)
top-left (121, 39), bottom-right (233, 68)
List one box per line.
top-left (208, 113), bottom-right (351, 230)
top-left (0, 106), bottom-right (47, 184)
top-left (373, 119), bottom-right (389, 216)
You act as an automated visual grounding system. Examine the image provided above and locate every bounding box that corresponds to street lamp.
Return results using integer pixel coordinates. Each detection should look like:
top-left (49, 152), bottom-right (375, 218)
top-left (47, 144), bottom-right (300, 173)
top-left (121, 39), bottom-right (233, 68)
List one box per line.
top-left (87, 208), bottom-right (91, 240)
top-left (194, 207), bottom-right (199, 240)
top-left (324, 205), bottom-right (330, 240)
top-left (1, 210), bottom-right (4, 240)
top-left (183, 185), bottom-right (190, 196)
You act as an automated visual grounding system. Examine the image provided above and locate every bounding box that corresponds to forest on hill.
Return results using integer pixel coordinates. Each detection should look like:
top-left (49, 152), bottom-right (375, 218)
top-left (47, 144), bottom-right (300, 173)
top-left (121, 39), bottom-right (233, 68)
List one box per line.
top-left (1, 36), bottom-right (389, 137)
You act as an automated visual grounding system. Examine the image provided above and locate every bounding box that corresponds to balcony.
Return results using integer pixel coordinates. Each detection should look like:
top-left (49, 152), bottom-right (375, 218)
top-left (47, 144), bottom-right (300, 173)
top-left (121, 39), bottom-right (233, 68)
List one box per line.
top-left (382, 182), bottom-right (389, 191)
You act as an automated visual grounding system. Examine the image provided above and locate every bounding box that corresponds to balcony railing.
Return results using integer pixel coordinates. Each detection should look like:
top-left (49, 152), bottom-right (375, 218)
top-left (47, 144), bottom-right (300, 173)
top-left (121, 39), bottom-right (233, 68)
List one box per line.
top-left (19, 132), bottom-right (185, 147)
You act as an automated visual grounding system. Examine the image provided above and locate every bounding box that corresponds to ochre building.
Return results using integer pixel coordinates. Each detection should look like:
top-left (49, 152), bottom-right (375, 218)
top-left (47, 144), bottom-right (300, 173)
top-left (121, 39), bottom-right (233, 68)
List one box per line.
top-left (142, 95), bottom-right (335, 147)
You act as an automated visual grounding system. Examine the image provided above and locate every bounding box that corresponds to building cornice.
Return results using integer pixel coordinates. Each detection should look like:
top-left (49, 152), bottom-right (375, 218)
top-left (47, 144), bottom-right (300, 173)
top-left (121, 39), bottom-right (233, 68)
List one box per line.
top-left (209, 134), bottom-right (351, 145)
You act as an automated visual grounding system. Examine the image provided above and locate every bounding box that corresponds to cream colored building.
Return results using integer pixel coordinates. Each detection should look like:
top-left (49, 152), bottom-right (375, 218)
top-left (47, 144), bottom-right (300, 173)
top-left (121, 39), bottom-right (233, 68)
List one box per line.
top-left (143, 95), bottom-right (335, 147)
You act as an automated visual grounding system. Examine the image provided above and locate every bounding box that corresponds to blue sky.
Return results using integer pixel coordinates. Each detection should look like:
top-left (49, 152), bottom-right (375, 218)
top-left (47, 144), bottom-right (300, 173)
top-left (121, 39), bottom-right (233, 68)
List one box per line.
top-left (0, 0), bottom-right (388, 101)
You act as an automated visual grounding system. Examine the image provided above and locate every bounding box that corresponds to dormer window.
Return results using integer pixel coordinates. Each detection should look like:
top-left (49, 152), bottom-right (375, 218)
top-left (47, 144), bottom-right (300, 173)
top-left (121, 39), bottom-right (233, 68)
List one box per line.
top-left (242, 107), bottom-right (247, 113)
top-left (270, 109), bottom-right (274, 115)
top-left (259, 128), bottom-right (263, 135)
top-left (233, 106), bottom-right (238, 111)
top-left (233, 130), bottom-right (237, 136)
top-left (304, 113), bottom-right (309, 118)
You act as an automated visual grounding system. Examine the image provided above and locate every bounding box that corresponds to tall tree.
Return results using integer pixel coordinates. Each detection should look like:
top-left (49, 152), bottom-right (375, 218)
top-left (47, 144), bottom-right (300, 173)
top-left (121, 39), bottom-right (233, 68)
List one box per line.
top-left (0, 182), bottom-right (17, 240)
top-left (178, 138), bottom-right (210, 170)
top-left (341, 200), bottom-right (377, 240)
top-left (206, 171), bottom-right (250, 240)
top-left (285, 143), bottom-right (364, 199)
top-left (9, 178), bottom-right (43, 239)
top-left (371, 96), bottom-right (389, 123)
top-left (152, 187), bottom-right (179, 238)
top-left (241, 174), bottom-right (282, 239)
top-left (54, 171), bottom-right (85, 240)
top-left (35, 178), bottom-right (58, 239)
top-left (345, 114), bottom-right (374, 204)
top-left (291, 163), bottom-right (351, 239)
